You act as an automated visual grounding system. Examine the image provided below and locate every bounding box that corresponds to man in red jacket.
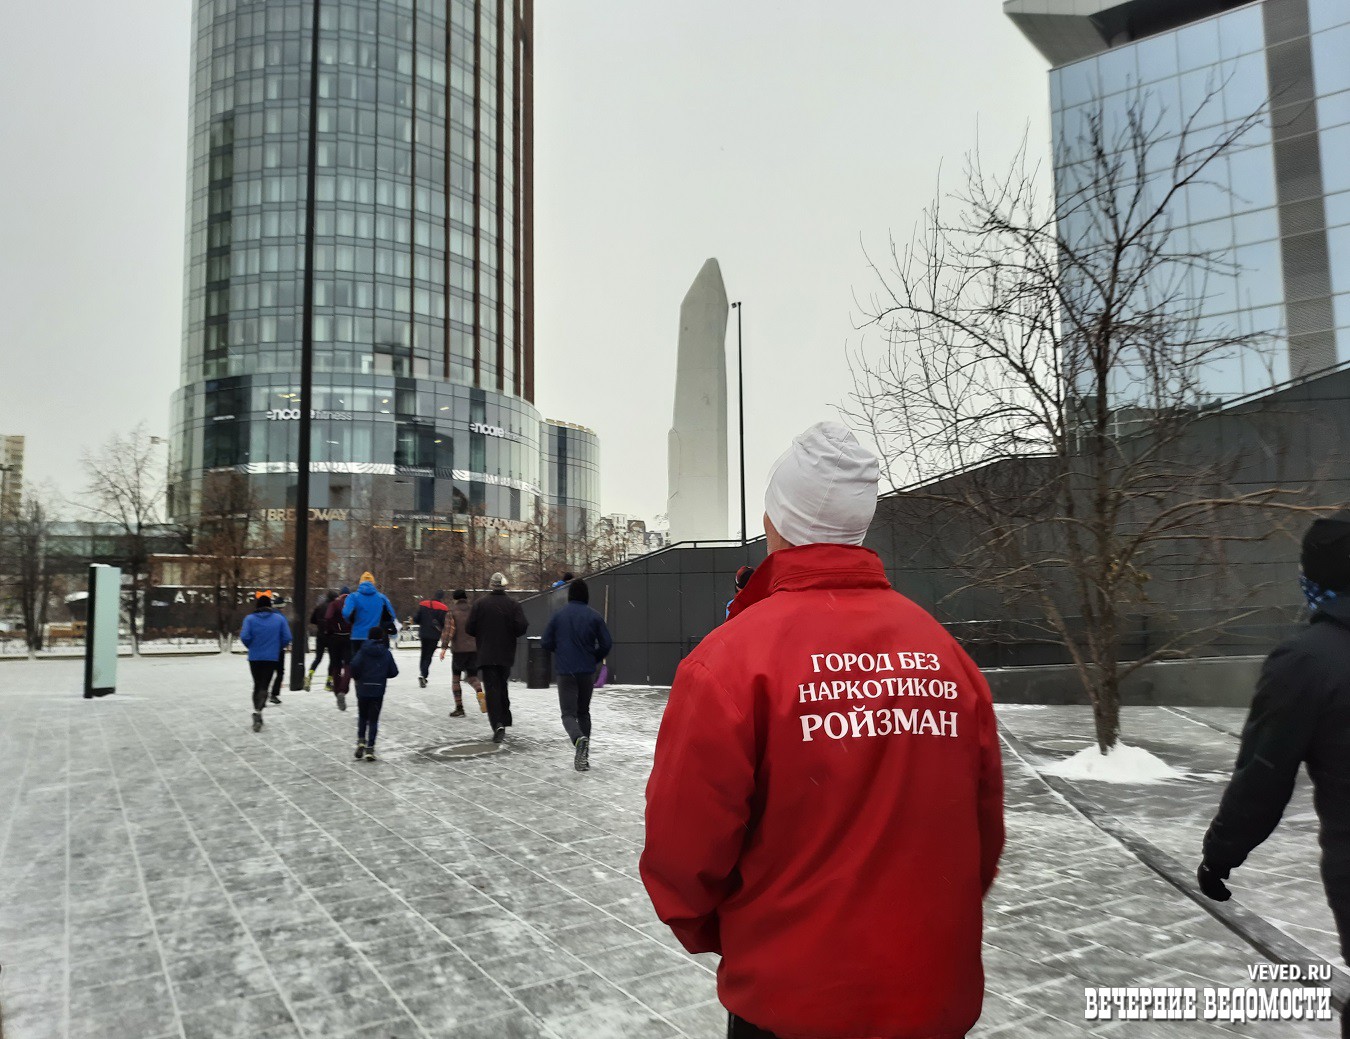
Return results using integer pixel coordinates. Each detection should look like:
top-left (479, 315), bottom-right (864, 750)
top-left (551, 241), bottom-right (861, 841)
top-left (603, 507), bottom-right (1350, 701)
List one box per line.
top-left (641, 421), bottom-right (1005, 1039)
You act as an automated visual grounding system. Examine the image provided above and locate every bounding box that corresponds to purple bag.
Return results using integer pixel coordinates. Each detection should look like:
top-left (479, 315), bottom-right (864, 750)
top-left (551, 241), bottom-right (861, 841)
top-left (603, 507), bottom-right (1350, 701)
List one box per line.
top-left (594, 664), bottom-right (609, 689)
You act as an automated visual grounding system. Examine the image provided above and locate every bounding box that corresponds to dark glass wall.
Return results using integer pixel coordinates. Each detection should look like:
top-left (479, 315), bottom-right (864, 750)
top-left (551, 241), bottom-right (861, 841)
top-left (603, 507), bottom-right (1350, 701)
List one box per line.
top-left (1051, 0), bottom-right (1350, 404)
top-left (538, 420), bottom-right (600, 534)
top-left (172, 0), bottom-right (538, 527)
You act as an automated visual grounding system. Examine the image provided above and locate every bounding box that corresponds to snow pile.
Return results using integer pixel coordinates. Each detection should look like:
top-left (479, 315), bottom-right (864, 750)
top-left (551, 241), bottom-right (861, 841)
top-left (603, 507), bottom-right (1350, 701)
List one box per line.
top-left (1040, 742), bottom-right (1187, 785)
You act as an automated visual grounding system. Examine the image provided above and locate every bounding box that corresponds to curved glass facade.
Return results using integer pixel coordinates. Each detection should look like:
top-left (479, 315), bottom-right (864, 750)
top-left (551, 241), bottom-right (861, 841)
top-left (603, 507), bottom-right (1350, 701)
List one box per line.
top-left (170, 0), bottom-right (548, 548)
top-left (1043, 0), bottom-right (1350, 405)
top-left (540, 420), bottom-right (600, 535)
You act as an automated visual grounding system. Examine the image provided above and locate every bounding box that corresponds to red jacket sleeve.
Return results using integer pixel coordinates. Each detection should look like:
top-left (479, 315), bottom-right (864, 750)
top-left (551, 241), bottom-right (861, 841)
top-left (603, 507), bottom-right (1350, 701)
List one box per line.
top-left (641, 658), bottom-right (756, 955)
top-left (972, 669), bottom-right (1005, 895)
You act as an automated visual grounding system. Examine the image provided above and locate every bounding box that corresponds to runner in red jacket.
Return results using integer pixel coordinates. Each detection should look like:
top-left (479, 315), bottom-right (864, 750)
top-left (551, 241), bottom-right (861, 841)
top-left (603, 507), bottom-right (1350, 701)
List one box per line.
top-left (642, 422), bottom-right (1005, 1039)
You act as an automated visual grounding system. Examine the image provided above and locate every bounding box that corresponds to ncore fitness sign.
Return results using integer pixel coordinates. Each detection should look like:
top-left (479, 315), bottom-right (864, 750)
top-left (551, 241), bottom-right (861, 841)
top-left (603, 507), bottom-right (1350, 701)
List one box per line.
top-left (267, 409), bottom-right (353, 421)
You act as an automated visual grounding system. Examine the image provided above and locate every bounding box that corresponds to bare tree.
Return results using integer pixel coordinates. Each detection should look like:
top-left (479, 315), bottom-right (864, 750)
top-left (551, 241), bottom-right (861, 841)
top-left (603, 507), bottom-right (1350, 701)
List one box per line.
top-left (515, 500), bottom-right (570, 592)
top-left (194, 471), bottom-right (261, 649)
top-left (80, 425), bottom-right (169, 653)
top-left (847, 90), bottom-right (1309, 753)
top-left (459, 509), bottom-right (510, 592)
top-left (1, 487), bottom-right (56, 654)
top-left (339, 485), bottom-right (415, 611)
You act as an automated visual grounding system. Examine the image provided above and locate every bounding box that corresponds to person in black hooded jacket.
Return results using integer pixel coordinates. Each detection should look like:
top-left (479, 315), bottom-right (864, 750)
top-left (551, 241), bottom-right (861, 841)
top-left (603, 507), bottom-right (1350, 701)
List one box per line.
top-left (1200, 513), bottom-right (1350, 1035)
top-left (306, 589), bottom-right (339, 691)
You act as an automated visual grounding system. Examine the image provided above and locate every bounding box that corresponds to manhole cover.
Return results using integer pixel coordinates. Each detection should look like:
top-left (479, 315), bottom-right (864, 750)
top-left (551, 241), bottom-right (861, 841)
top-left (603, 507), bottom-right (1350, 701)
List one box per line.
top-left (420, 741), bottom-right (503, 761)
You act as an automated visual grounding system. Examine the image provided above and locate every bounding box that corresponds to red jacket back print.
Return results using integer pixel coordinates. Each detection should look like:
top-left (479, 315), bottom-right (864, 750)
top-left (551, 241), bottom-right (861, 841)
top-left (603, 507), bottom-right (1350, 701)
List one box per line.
top-left (640, 543), bottom-right (1005, 1039)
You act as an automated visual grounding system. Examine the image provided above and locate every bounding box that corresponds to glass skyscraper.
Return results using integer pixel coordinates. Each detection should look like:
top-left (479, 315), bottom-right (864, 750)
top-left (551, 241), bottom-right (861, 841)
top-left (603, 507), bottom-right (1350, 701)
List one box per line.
top-left (539, 420), bottom-right (600, 536)
top-left (1008, 0), bottom-right (1350, 403)
top-left (169, 0), bottom-right (594, 557)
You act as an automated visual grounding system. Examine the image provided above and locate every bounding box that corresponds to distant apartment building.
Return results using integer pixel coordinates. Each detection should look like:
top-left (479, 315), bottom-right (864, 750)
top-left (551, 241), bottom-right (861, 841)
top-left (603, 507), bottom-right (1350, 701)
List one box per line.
top-left (0, 435), bottom-right (24, 519)
top-left (597, 513), bottom-right (669, 563)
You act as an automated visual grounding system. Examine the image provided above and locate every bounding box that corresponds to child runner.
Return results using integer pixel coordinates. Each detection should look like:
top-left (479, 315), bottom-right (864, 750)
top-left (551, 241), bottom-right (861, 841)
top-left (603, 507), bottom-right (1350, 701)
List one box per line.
top-left (239, 590), bottom-right (292, 732)
top-left (349, 626), bottom-right (399, 761)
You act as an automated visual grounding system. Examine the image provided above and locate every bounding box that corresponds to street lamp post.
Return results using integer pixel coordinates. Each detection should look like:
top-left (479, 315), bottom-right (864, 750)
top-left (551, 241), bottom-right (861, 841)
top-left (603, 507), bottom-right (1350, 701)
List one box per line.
top-left (289, 0), bottom-right (322, 690)
top-left (730, 301), bottom-right (747, 547)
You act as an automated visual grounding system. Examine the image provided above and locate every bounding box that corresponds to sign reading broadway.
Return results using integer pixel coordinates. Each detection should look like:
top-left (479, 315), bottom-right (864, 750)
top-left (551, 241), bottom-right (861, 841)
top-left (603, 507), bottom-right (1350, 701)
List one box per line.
top-left (260, 508), bottom-right (351, 522)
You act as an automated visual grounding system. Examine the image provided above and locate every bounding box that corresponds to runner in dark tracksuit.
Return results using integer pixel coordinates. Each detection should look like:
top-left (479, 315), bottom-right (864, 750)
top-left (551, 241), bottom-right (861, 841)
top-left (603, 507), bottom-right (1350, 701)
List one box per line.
top-left (306, 590), bottom-right (338, 690)
top-left (413, 591), bottom-right (451, 689)
top-left (1200, 515), bottom-right (1350, 1037)
top-left (268, 594), bottom-right (290, 704)
top-left (326, 586), bottom-right (352, 711)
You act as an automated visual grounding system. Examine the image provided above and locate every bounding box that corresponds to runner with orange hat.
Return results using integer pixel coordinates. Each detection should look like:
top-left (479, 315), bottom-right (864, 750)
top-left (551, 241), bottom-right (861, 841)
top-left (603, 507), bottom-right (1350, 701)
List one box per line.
top-left (239, 590), bottom-right (292, 732)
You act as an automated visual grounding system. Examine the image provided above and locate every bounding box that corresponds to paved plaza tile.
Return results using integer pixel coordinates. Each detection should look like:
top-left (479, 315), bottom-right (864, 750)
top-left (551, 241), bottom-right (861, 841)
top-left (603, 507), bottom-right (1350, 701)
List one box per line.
top-left (997, 705), bottom-right (1338, 968)
top-left (0, 656), bottom-right (1339, 1038)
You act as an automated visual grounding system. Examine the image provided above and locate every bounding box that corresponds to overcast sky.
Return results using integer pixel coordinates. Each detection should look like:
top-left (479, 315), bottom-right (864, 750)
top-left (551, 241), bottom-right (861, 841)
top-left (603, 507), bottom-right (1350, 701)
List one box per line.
top-left (0, 1), bottom-right (1049, 528)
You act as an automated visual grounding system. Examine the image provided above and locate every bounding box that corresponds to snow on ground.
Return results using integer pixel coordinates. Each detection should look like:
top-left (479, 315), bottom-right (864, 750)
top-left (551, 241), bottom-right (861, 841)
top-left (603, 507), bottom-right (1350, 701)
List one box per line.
top-left (0, 657), bottom-right (1335, 1038)
top-left (1039, 741), bottom-right (1190, 784)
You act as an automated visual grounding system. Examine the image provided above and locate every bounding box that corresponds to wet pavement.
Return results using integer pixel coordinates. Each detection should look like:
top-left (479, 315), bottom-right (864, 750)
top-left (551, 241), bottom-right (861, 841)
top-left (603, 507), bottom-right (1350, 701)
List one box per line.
top-left (0, 655), bottom-right (1337, 1038)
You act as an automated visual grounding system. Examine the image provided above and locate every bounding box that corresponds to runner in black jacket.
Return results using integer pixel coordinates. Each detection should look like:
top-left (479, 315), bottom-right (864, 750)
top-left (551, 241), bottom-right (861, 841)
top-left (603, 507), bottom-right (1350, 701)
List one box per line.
top-left (466, 572), bottom-right (528, 743)
top-left (306, 590), bottom-right (338, 690)
top-left (1200, 515), bottom-right (1350, 1036)
top-left (413, 591), bottom-right (451, 689)
top-left (326, 586), bottom-right (353, 711)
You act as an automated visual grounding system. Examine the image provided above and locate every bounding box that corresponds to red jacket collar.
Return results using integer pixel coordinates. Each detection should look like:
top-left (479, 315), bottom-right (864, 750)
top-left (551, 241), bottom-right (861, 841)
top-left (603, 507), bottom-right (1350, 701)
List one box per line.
top-left (727, 543), bottom-right (891, 620)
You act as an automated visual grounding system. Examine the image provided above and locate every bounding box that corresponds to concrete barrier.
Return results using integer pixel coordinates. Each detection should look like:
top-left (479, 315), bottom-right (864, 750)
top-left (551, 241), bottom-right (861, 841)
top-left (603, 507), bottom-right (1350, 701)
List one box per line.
top-left (984, 655), bottom-right (1265, 708)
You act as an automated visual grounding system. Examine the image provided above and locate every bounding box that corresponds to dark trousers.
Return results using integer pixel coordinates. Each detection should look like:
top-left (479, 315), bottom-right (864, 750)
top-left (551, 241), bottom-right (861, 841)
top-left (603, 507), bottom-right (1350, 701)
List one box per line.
top-left (311, 631), bottom-right (329, 671)
top-left (728, 1016), bottom-right (777, 1039)
top-left (479, 665), bottom-right (513, 730)
top-left (419, 638), bottom-right (438, 679)
top-left (357, 695), bottom-right (385, 747)
top-left (270, 648), bottom-right (286, 697)
top-left (557, 672), bottom-right (594, 743)
top-left (249, 661), bottom-right (278, 712)
top-left (1327, 883), bottom-right (1350, 1037)
top-left (329, 635), bottom-right (350, 690)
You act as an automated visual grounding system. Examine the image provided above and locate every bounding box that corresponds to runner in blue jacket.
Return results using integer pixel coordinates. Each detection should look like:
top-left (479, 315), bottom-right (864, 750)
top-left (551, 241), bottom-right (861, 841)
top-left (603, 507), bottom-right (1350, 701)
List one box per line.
top-left (342, 570), bottom-right (397, 645)
top-left (239, 591), bottom-right (292, 732)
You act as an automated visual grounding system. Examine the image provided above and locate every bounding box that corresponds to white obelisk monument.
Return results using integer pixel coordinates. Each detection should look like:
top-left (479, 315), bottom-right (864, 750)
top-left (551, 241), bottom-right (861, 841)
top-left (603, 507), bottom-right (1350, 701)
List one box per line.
top-left (667, 258), bottom-right (730, 542)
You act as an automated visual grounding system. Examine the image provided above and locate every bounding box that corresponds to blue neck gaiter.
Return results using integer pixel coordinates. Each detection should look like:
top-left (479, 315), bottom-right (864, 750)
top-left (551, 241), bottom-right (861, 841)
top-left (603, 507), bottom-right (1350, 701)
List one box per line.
top-left (1300, 574), bottom-right (1338, 614)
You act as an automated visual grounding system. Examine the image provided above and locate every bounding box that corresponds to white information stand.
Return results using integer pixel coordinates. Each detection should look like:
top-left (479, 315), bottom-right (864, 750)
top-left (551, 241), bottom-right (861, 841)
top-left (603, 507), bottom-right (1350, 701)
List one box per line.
top-left (84, 564), bottom-right (121, 698)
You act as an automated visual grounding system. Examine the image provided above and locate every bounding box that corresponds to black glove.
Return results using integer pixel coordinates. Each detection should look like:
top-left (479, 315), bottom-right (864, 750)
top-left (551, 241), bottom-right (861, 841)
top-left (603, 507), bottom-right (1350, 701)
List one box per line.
top-left (1197, 861), bottom-right (1233, 902)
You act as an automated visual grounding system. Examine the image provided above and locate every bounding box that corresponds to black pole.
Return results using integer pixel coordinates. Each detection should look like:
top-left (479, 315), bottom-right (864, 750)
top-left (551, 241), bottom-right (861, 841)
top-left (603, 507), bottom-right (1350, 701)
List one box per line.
top-left (733, 301), bottom-right (747, 547)
top-left (290, 0), bottom-right (321, 690)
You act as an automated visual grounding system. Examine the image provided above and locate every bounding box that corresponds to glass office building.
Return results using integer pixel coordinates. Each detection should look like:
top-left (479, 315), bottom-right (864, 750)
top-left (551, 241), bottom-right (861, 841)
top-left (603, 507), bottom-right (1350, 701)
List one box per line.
top-left (169, 0), bottom-right (601, 549)
top-left (539, 420), bottom-right (600, 536)
top-left (1008, 0), bottom-right (1350, 403)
